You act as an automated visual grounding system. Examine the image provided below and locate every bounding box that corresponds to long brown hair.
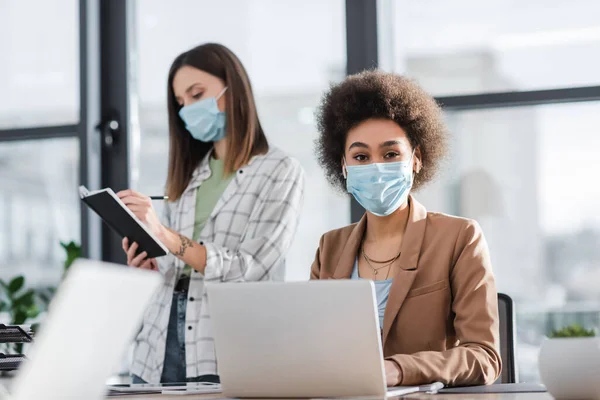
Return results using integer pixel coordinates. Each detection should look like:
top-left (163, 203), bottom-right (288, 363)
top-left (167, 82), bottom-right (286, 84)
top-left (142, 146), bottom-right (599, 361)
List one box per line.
top-left (166, 43), bottom-right (269, 201)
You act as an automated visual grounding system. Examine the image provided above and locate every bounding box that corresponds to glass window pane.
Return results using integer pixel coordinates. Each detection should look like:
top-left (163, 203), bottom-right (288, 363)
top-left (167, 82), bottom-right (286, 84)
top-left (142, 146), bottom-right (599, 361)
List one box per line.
top-left (0, 0), bottom-right (79, 129)
top-left (385, 0), bottom-right (600, 96)
top-left (0, 138), bottom-right (80, 288)
top-left (415, 102), bottom-right (600, 381)
top-left (133, 0), bottom-right (348, 281)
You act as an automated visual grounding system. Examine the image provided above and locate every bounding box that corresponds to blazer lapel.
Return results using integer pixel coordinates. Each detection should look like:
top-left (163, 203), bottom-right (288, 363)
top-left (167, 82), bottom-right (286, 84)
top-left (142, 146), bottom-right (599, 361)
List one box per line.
top-left (382, 196), bottom-right (428, 345)
top-left (331, 215), bottom-right (368, 279)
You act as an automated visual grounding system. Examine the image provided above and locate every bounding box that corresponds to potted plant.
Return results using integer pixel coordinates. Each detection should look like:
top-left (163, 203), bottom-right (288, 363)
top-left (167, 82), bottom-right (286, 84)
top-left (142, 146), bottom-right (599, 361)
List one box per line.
top-left (539, 323), bottom-right (600, 400)
top-left (60, 241), bottom-right (82, 275)
top-left (0, 276), bottom-right (41, 354)
top-left (0, 241), bottom-right (82, 356)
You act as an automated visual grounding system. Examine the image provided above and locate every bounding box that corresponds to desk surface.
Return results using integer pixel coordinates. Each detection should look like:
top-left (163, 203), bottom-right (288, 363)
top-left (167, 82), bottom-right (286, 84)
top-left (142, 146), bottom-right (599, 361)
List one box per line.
top-left (1, 376), bottom-right (551, 399)
top-left (108, 393), bottom-right (553, 400)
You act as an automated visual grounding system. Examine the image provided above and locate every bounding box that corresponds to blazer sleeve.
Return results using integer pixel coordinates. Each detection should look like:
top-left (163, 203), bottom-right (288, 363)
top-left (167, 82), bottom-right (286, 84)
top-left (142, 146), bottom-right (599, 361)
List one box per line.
top-left (386, 220), bottom-right (502, 386)
top-left (202, 158), bottom-right (305, 282)
top-left (310, 234), bottom-right (325, 280)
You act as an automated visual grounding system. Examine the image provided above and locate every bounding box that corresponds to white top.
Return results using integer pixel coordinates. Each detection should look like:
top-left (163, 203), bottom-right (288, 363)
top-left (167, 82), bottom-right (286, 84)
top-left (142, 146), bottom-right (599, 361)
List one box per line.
top-left (351, 258), bottom-right (393, 329)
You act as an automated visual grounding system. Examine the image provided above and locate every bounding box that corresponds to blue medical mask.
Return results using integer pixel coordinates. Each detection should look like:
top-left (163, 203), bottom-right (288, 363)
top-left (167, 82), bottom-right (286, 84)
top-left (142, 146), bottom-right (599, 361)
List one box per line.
top-left (344, 154), bottom-right (414, 217)
top-left (179, 87), bottom-right (227, 142)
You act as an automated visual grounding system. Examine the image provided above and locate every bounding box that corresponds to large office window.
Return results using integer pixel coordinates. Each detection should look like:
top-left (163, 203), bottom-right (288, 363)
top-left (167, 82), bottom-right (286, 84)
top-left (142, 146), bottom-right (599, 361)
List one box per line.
top-left (0, 0), bottom-right (79, 128)
top-left (414, 102), bottom-right (600, 381)
top-left (384, 0), bottom-right (600, 96)
top-left (3, 0), bottom-right (597, 381)
top-left (132, 0), bottom-right (349, 281)
top-left (0, 0), bottom-right (82, 289)
top-left (0, 138), bottom-right (80, 286)
top-left (378, 0), bottom-right (600, 381)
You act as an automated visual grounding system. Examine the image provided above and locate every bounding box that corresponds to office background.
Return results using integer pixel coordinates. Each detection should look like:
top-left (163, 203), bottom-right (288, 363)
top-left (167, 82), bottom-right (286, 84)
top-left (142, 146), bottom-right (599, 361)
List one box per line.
top-left (1, 0), bottom-right (600, 382)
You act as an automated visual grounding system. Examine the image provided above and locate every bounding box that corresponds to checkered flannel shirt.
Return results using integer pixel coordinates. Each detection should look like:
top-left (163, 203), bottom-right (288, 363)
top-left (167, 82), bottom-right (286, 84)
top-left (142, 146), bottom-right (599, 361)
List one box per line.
top-left (130, 147), bottom-right (305, 383)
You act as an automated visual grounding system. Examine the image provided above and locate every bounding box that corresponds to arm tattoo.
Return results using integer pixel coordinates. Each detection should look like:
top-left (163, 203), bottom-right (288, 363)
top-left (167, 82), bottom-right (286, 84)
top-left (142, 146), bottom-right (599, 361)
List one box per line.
top-left (173, 234), bottom-right (193, 257)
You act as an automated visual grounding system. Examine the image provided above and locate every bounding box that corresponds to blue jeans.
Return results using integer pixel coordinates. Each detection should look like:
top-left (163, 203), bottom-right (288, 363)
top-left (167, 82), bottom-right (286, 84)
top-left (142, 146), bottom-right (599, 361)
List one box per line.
top-left (161, 291), bottom-right (188, 383)
top-left (132, 292), bottom-right (219, 384)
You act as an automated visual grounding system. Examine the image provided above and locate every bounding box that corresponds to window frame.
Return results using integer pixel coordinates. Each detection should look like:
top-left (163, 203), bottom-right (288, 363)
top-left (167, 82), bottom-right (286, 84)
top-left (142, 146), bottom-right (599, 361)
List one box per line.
top-left (3, 0), bottom-right (599, 266)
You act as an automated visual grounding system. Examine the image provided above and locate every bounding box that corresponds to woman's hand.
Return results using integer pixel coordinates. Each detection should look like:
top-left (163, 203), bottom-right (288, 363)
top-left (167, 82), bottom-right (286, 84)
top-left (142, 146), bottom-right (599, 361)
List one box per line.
top-left (384, 360), bottom-right (403, 387)
top-left (117, 189), bottom-right (166, 239)
top-left (122, 237), bottom-right (158, 270)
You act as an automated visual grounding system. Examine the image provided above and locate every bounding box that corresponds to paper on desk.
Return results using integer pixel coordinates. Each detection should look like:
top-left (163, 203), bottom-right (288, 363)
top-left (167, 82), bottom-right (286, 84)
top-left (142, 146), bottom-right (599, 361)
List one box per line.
top-left (386, 381), bottom-right (444, 398)
top-left (108, 382), bottom-right (221, 395)
top-left (161, 386), bottom-right (222, 395)
top-left (385, 386), bottom-right (420, 397)
top-left (107, 384), bottom-right (189, 393)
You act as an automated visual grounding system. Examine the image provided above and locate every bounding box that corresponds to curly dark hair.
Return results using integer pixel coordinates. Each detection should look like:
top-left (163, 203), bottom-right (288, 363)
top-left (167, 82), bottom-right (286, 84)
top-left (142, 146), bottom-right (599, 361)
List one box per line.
top-left (315, 70), bottom-right (448, 192)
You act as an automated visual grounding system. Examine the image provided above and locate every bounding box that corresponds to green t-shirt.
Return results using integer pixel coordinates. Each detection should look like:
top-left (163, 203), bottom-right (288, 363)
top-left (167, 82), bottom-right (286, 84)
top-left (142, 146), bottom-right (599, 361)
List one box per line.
top-left (182, 156), bottom-right (233, 276)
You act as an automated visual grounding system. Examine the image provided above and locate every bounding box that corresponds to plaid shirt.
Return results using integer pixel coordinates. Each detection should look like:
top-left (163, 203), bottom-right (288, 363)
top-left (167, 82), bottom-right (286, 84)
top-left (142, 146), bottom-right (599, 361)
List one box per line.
top-left (130, 147), bottom-right (304, 383)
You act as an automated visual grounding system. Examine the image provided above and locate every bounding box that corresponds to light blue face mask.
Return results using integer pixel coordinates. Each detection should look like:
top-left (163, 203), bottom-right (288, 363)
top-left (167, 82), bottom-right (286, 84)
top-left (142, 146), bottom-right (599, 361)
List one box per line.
top-left (344, 154), bottom-right (414, 217)
top-left (178, 87), bottom-right (227, 142)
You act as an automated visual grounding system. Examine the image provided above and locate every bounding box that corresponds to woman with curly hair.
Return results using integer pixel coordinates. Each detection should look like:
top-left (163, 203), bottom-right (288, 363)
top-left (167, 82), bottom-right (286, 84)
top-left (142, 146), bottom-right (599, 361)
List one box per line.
top-left (311, 70), bottom-right (501, 387)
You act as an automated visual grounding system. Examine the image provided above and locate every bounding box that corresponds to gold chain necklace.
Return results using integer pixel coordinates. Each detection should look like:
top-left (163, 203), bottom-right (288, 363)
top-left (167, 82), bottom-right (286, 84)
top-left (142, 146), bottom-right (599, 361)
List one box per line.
top-left (362, 249), bottom-right (401, 264)
top-left (361, 249), bottom-right (400, 279)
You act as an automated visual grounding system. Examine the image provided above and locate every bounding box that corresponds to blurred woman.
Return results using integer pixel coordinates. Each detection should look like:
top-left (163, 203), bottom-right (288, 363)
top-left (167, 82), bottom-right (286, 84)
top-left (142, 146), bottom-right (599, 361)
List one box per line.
top-left (119, 43), bottom-right (304, 384)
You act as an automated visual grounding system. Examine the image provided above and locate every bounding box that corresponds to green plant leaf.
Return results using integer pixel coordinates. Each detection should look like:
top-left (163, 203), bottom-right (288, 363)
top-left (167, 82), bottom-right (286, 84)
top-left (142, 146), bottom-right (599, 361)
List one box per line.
top-left (26, 304), bottom-right (40, 319)
top-left (62, 241), bottom-right (82, 273)
top-left (550, 323), bottom-right (596, 338)
top-left (13, 310), bottom-right (27, 325)
top-left (8, 276), bottom-right (25, 294)
top-left (0, 300), bottom-right (7, 312)
top-left (15, 289), bottom-right (36, 308)
top-left (1, 297), bottom-right (12, 309)
top-left (61, 240), bottom-right (80, 251)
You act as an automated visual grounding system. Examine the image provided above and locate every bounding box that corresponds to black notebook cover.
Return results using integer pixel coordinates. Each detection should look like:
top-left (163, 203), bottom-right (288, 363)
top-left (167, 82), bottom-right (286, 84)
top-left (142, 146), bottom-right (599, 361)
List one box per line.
top-left (0, 353), bottom-right (25, 371)
top-left (0, 324), bottom-right (33, 343)
top-left (79, 186), bottom-right (168, 258)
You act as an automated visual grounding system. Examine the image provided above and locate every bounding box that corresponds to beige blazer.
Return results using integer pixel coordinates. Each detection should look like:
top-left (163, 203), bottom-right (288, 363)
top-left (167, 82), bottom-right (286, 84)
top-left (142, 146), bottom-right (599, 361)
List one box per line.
top-left (310, 196), bottom-right (502, 386)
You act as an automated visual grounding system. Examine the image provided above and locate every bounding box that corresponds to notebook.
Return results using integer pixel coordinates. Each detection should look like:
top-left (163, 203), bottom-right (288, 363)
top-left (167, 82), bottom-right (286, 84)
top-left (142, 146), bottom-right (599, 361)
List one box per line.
top-left (0, 324), bottom-right (33, 343)
top-left (107, 383), bottom-right (221, 396)
top-left (79, 185), bottom-right (168, 258)
top-left (0, 353), bottom-right (25, 371)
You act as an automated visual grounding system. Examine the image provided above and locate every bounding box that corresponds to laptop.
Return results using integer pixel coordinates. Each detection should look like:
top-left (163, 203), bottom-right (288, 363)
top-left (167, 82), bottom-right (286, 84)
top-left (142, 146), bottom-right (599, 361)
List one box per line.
top-left (1, 259), bottom-right (162, 400)
top-left (207, 280), bottom-right (389, 398)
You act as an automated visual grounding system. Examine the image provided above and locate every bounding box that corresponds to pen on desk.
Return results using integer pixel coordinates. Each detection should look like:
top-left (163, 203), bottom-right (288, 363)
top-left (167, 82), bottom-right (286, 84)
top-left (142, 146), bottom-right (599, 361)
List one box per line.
top-left (421, 381), bottom-right (444, 394)
top-left (149, 195), bottom-right (169, 200)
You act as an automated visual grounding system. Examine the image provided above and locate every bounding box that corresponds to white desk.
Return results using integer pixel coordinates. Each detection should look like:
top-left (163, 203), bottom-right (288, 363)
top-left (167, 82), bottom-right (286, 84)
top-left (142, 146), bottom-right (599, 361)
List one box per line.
top-left (107, 392), bottom-right (553, 400)
top-left (1, 376), bottom-right (551, 400)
